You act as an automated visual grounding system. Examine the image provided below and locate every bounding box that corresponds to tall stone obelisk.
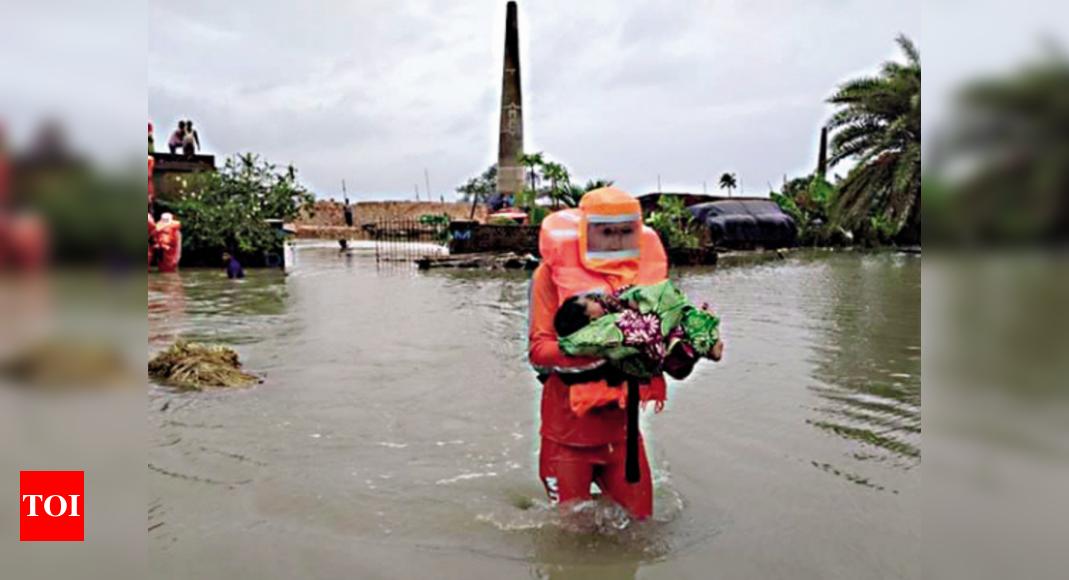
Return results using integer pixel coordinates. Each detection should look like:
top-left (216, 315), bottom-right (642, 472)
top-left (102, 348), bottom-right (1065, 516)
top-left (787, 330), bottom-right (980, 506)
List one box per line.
top-left (817, 126), bottom-right (829, 177)
top-left (496, 1), bottom-right (525, 198)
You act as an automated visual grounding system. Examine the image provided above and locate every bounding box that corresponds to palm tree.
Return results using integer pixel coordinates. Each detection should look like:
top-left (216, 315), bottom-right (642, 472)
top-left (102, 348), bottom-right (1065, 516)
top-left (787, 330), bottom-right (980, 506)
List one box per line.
top-left (826, 34), bottom-right (921, 236)
top-left (930, 46), bottom-right (1069, 244)
top-left (516, 152), bottom-right (545, 197)
top-left (541, 161), bottom-right (569, 209)
top-left (719, 173), bottom-right (737, 197)
top-left (455, 164), bottom-right (497, 203)
top-left (584, 179), bottom-right (614, 191)
top-left (557, 178), bottom-right (615, 208)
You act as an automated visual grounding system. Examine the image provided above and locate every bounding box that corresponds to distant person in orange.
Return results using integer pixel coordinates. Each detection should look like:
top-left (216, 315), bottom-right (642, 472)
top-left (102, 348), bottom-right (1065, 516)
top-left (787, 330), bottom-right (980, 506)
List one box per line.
top-left (147, 154), bottom-right (156, 210)
top-left (0, 126), bottom-right (46, 273)
top-left (155, 213), bottom-right (182, 273)
top-left (528, 187), bottom-right (672, 520)
top-left (4, 212), bottom-right (49, 273)
top-left (148, 213), bottom-right (157, 270)
top-left (0, 122), bottom-right (9, 208)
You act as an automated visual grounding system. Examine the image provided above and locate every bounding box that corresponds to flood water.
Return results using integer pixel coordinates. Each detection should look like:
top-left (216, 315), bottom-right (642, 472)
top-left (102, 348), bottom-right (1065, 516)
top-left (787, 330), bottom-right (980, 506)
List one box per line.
top-left (148, 244), bottom-right (920, 579)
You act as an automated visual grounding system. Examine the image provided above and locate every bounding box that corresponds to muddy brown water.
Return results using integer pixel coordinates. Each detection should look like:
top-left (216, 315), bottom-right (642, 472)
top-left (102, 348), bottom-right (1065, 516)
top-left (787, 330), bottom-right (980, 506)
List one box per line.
top-left (148, 243), bottom-right (920, 579)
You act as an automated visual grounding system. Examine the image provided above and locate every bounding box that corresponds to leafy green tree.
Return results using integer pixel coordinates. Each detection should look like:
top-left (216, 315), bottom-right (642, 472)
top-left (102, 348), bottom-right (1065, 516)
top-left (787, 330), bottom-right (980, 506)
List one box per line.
top-left (167, 153), bottom-right (314, 262)
top-left (455, 164), bottom-right (497, 203)
top-left (932, 47), bottom-right (1069, 244)
top-left (30, 168), bottom-right (144, 265)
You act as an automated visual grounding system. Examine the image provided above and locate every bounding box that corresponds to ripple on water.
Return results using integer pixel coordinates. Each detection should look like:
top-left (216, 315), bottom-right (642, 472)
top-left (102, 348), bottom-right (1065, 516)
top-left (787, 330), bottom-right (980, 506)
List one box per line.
top-left (458, 468), bottom-right (724, 569)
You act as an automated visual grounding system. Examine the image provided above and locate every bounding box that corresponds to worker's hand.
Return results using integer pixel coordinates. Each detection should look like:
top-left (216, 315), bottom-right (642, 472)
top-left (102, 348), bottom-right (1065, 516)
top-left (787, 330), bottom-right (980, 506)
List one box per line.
top-left (663, 346), bottom-right (697, 380)
top-left (709, 340), bottom-right (724, 362)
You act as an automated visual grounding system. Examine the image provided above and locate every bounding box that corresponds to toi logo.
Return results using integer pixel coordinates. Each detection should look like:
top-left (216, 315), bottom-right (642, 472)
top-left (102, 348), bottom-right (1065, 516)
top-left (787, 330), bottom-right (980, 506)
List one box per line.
top-left (20, 471), bottom-right (84, 541)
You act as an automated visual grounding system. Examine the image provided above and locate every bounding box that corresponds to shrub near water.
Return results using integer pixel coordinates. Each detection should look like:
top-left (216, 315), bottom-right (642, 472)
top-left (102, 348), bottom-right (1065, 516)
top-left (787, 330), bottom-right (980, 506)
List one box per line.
top-left (160, 153), bottom-right (315, 266)
top-left (148, 342), bottom-right (259, 390)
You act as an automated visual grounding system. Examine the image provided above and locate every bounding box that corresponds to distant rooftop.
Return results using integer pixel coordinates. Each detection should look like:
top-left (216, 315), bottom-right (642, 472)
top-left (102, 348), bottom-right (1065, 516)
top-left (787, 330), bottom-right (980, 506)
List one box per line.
top-left (151, 152), bottom-right (216, 173)
top-left (637, 192), bottom-right (768, 212)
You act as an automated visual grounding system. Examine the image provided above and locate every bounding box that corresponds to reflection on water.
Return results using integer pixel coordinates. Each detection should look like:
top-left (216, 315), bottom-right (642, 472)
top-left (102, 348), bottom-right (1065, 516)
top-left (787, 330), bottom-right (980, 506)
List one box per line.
top-left (807, 254), bottom-right (921, 490)
top-left (149, 246), bottom-right (920, 579)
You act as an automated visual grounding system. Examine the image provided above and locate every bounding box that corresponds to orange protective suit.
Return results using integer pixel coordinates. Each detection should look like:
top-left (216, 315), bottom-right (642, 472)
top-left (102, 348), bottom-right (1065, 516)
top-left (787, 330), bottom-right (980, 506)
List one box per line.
top-left (535, 189), bottom-right (669, 417)
top-left (147, 155), bottom-right (156, 209)
top-left (148, 213), bottom-right (157, 269)
top-left (5, 213), bottom-right (48, 272)
top-left (528, 187), bottom-right (669, 519)
top-left (155, 213), bottom-right (181, 273)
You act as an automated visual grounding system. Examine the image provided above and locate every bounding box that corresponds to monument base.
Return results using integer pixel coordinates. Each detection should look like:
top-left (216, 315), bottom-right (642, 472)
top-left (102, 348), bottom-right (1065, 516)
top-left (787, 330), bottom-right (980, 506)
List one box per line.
top-left (496, 164), bottom-right (526, 195)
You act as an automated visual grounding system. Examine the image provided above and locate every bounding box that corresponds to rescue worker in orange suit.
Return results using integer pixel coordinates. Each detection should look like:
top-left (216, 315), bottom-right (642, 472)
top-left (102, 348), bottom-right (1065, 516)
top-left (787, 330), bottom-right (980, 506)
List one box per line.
top-left (0, 122), bottom-right (9, 208)
top-left (2, 213), bottom-right (49, 273)
top-left (528, 187), bottom-right (715, 519)
top-left (147, 154), bottom-right (156, 211)
top-left (0, 126), bottom-right (48, 273)
top-left (155, 213), bottom-right (182, 273)
top-left (148, 213), bottom-right (157, 270)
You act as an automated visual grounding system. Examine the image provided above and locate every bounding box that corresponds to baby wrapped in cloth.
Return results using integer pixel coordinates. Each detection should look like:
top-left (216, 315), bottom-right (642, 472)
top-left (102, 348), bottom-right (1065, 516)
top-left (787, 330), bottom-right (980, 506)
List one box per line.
top-left (554, 280), bottom-right (721, 416)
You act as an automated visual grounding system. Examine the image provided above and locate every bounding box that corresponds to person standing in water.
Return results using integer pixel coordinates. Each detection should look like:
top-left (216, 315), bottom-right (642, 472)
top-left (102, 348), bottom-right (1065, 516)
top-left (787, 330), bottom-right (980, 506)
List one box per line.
top-left (222, 251), bottom-right (245, 279)
top-left (528, 187), bottom-right (720, 520)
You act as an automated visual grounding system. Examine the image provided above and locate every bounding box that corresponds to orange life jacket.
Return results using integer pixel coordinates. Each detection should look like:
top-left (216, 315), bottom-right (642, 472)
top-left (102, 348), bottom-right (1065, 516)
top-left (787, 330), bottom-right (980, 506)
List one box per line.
top-left (537, 188), bottom-right (669, 416)
top-left (148, 213), bottom-right (157, 269)
top-left (155, 216), bottom-right (182, 272)
top-left (8, 214), bottom-right (48, 271)
top-left (155, 217), bottom-right (181, 250)
top-left (147, 155), bottom-right (156, 205)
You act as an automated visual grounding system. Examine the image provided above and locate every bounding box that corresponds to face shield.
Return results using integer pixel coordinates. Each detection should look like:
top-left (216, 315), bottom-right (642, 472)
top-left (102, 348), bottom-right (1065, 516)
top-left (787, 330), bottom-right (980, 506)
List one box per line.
top-left (578, 188), bottom-right (644, 288)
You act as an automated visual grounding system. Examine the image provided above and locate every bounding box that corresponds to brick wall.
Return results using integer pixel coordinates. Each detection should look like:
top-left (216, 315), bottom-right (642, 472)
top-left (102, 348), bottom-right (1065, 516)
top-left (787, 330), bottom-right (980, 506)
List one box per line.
top-left (449, 223), bottom-right (540, 255)
top-left (297, 201), bottom-right (488, 227)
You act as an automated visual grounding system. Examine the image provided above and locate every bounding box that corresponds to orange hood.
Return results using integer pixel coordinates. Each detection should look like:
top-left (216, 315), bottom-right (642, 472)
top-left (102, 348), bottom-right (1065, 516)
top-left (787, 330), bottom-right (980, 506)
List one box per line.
top-left (577, 187), bottom-right (644, 289)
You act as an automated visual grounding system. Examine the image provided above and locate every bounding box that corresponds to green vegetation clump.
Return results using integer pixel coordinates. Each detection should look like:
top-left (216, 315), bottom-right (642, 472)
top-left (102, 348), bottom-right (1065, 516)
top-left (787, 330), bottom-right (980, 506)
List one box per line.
top-left (148, 342), bottom-right (259, 390)
top-left (645, 196), bottom-right (703, 249)
top-left (160, 153), bottom-right (314, 263)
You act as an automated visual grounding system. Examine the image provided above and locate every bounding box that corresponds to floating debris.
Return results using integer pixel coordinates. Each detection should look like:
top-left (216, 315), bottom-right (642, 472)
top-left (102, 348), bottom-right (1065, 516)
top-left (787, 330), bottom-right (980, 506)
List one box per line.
top-left (0, 338), bottom-right (138, 390)
top-left (415, 252), bottom-right (538, 270)
top-left (148, 342), bottom-right (260, 390)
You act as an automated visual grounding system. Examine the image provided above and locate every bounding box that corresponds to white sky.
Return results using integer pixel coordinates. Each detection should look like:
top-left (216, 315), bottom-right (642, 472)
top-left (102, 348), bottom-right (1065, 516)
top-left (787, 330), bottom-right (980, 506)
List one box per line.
top-left (141, 0), bottom-right (922, 201)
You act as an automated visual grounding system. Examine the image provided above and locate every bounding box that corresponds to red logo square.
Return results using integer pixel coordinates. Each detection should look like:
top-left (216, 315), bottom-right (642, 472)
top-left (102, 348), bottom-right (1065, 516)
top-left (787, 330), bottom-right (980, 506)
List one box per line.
top-left (20, 471), bottom-right (84, 541)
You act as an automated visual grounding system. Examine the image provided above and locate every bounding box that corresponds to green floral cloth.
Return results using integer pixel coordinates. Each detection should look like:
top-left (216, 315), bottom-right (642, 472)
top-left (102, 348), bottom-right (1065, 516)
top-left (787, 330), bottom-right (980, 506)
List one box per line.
top-left (558, 280), bottom-right (720, 378)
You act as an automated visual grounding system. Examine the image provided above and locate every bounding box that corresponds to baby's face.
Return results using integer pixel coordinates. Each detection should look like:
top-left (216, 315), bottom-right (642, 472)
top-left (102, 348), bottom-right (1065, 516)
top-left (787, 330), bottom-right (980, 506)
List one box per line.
top-left (579, 297), bottom-right (606, 320)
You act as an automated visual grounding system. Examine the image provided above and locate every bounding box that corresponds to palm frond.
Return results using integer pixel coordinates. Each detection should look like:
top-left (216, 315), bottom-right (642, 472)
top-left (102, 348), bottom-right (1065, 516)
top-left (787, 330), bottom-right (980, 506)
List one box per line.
top-left (897, 34), bottom-right (920, 67)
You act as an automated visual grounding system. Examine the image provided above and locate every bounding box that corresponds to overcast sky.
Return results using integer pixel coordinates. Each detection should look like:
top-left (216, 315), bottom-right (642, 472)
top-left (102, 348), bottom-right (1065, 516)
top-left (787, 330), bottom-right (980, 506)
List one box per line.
top-left (148, 0), bottom-right (920, 201)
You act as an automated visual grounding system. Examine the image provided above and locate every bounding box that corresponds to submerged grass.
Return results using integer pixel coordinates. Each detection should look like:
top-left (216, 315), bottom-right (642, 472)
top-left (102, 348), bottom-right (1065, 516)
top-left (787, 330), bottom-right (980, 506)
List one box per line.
top-left (149, 342), bottom-right (260, 390)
